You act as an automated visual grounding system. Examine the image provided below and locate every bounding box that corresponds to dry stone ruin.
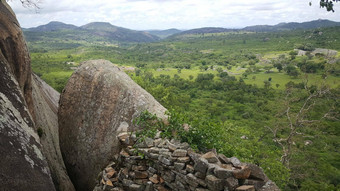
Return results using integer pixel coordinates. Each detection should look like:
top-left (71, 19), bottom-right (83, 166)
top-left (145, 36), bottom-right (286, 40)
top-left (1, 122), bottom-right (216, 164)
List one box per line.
top-left (92, 131), bottom-right (280, 191)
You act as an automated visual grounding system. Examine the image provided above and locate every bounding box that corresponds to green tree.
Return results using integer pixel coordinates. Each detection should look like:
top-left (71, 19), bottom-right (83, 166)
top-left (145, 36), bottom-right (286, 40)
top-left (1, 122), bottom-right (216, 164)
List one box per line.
top-left (276, 83), bottom-right (280, 88)
top-left (289, 50), bottom-right (298, 60)
top-left (318, 0), bottom-right (340, 12)
top-left (264, 80), bottom-right (271, 89)
top-left (135, 69), bottom-right (141, 76)
top-left (274, 63), bottom-right (283, 72)
top-left (218, 72), bottom-right (228, 78)
top-left (216, 67), bottom-right (223, 73)
top-left (195, 73), bottom-right (214, 83)
top-left (285, 65), bottom-right (299, 77)
top-left (264, 65), bottom-right (273, 73)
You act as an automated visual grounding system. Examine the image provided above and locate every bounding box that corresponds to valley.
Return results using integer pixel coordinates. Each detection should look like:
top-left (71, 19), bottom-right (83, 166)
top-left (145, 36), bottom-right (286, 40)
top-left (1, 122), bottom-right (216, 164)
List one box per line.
top-left (25, 20), bottom-right (340, 190)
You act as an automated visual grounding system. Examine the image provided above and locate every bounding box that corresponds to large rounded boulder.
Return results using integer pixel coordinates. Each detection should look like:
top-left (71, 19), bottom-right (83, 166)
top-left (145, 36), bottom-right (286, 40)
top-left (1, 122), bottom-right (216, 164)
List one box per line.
top-left (58, 59), bottom-right (167, 191)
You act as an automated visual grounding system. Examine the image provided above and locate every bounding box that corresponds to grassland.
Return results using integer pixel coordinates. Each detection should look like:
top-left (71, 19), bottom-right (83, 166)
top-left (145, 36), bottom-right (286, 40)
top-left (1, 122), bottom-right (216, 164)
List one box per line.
top-left (30, 27), bottom-right (340, 91)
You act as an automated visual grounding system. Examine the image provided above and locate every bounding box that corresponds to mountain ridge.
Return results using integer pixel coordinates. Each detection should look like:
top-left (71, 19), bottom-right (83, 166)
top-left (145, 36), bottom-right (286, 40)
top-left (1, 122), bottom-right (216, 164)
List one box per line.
top-left (168, 19), bottom-right (340, 38)
top-left (24, 21), bottom-right (160, 43)
top-left (23, 19), bottom-right (340, 43)
top-left (243, 19), bottom-right (340, 32)
top-left (145, 28), bottom-right (182, 38)
top-left (25, 21), bottom-right (78, 32)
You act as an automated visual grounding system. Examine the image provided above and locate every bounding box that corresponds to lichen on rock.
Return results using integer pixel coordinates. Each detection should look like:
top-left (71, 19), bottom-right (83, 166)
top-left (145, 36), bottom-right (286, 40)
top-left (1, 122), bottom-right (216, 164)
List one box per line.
top-left (0, 53), bottom-right (56, 191)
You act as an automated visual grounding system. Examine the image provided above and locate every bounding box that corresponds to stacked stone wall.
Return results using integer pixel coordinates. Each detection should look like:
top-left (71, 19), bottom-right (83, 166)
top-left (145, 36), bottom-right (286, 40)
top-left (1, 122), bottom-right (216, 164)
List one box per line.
top-left (93, 132), bottom-right (280, 191)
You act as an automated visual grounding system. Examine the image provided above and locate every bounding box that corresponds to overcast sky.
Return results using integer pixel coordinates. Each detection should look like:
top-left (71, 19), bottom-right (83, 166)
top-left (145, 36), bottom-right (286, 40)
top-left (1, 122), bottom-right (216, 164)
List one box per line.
top-left (7, 0), bottom-right (340, 30)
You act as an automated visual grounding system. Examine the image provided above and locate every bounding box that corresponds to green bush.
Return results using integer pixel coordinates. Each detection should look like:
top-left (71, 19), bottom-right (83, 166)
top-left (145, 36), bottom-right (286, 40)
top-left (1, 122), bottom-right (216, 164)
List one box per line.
top-left (134, 110), bottom-right (290, 188)
top-left (37, 127), bottom-right (44, 138)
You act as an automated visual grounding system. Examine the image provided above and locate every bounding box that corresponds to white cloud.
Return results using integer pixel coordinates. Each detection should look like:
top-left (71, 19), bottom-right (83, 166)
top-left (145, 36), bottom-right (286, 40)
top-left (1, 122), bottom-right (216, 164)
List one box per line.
top-left (7, 0), bottom-right (340, 30)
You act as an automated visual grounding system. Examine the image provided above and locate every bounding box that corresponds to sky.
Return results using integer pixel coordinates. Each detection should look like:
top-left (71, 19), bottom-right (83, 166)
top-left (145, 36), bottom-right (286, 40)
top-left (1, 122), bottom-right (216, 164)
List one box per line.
top-left (7, 0), bottom-right (340, 30)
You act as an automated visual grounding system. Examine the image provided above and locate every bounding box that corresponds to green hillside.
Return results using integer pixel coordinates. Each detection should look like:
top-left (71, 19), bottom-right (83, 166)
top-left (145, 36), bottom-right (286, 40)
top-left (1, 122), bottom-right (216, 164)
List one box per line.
top-left (145, 28), bottom-right (182, 39)
top-left (243, 19), bottom-right (340, 32)
top-left (28, 24), bottom-right (340, 190)
top-left (24, 21), bottom-right (160, 45)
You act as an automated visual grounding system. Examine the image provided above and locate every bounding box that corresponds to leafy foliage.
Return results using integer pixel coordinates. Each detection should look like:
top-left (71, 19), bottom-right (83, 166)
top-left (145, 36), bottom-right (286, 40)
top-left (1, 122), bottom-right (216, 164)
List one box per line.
top-left (133, 110), bottom-right (164, 139)
top-left (28, 25), bottom-right (340, 190)
top-left (37, 127), bottom-right (43, 137)
top-left (319, 0), bottom-right (340, 12)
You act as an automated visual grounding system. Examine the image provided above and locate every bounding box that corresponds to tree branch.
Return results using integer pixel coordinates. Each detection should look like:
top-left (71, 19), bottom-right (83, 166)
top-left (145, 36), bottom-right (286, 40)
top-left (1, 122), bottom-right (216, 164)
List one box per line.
top-left (7, 0), bottom-right (41, 9)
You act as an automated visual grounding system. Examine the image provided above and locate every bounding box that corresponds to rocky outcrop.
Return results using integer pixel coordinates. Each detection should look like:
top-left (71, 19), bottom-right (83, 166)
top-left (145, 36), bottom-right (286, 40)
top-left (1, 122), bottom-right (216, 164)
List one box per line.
top-left (32, 74), bottom-right (76, 191)
top-left (58, 59), bottom-right (167, 191)
top-left (0, 1), bottom-right (74, 190)
top-left (93, 132), bottom-right (280, 191)
top-left (0, 50), bottom-right (56, 191)
top-left (0, 1), bottom-right (34, 118)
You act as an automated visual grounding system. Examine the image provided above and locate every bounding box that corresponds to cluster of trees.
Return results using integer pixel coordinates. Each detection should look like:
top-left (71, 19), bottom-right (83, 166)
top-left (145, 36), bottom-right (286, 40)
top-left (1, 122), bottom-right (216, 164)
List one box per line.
top-left (270, 50), bottom-right (327, 78)
top-left (132, 70), bottom-right (339, 190)
top-left (22, 4), bottom-right (340, 189)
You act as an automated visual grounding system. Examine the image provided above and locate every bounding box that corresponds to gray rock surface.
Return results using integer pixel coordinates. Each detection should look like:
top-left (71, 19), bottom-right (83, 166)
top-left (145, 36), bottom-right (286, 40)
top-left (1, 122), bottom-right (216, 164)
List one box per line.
top-left (247, 163), bottom-right (268, 182)
top-left (58, 59), bottom-right (167, 191)
top-left (32, 74), bottom-right (75, 191)
top-left (0, 49), bottom-right (55, 191)
top-left (0, 1), bottom-right (34, 118)
top-left (0, 2), bottom-right (74, 190)
top-left (258, 180), bottom-right (281, 191)
top-left (0, 1), bottom-right (57, 190)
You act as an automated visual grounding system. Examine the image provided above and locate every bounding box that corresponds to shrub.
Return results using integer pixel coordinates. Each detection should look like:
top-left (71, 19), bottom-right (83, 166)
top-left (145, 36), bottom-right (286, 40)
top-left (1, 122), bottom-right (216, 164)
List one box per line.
top-left (37, 127), bottom-right (44, 138)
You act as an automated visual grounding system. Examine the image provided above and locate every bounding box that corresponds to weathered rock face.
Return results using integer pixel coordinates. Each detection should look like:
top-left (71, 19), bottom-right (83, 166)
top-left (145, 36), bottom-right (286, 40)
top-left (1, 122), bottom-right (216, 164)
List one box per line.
top-left (0, 1), bottom-right (34, 118)
top-left (0, 2), bottom-right (74, 190)
top-left (0, 51), bottom-right (56, 191)
top-left (32, 74), bottom-right (76, 191)
top-left (58, 59), bottom-right (167, 191)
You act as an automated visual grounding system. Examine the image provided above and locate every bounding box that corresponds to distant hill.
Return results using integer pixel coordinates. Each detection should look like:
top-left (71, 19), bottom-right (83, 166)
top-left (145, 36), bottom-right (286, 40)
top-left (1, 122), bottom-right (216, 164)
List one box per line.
top-left (167, 19), bottom-right (340, 39)
top-left (80, 22), bottom-right (160, 42)
top-left (23, 19), bottom-right (340, 44)
top-left (24, 21), bottom-right (160, 43)
top-left (25, 21), bottom-right (78, 32)
top-left (145, 29), bottom-right (182, 39)
top-left (180, 27), bottom-right (236, 34)
top-left (243, 19), bottom-right (340, 32)
top-left (169, 27), bottom-right (237, 39)
top-left (80, 22), bottom-right (119, 31)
